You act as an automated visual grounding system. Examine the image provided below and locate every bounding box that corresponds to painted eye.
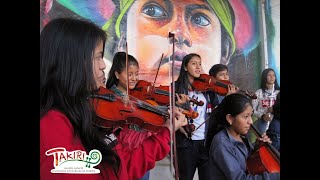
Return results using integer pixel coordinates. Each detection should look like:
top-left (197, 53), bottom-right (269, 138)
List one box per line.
top-left (142, 4), bottom-right (167, 18)
top-left (191, 13), bottom-right (210, 26)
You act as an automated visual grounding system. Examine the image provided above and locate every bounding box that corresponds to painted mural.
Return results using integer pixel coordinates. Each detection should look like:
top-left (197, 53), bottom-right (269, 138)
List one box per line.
top-left (40, 0), bottom-right (280, 91)
top-left (265, 0), bottom-right (280, 84)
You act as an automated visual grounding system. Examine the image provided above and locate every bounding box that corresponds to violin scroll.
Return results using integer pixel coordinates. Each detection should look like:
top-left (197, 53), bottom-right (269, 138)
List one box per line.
top-left (240, 90), bottom-right (257, 99)
top-left (181, 109), bottom-right (198, 119)
top-left (189, 97), bottom-right (204, 106)
top-left (183, 123), bottom-right (195, 138)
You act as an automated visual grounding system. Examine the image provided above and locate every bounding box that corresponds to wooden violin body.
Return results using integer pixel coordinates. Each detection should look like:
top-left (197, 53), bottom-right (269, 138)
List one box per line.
top-left (91, 87), bottom-right (167, 132)
top-left (130, 80), bottom-right (170, 105)
top-left (192, 74), bottom-right (231, 95)
top-left (246, 125), bottom-right (280, 175)
top-left (91, 87), bottom-right (199, 132)
top-left (246, 146), bottom-right (280, 175)
top-left (130, 80), bottom-right (205, 106)
top-left (192, 74), bottom-right (257, 99)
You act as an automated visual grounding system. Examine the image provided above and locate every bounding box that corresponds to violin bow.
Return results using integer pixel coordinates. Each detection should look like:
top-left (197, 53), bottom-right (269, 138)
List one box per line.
top-left (151, 53), bottom-right (164, 90)
top-left (168, 32), bottom-right (179, 180)
top-left (194, 105), bottom-right (218, 131)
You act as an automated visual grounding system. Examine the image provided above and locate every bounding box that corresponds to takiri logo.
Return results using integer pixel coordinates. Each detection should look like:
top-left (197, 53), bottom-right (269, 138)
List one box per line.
top-left (45, 147), bottom-right (102, 174)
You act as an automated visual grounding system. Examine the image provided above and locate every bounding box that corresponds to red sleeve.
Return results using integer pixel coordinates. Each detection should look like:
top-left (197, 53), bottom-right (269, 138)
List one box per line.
top-left (41, 110), bottom-right (171, 180)
top-left (117, 126), bottom-right (153, 151)
top-left (40, 110), bottom-right (104, 180)
top-left (115, 127), bottom-right (171, 180)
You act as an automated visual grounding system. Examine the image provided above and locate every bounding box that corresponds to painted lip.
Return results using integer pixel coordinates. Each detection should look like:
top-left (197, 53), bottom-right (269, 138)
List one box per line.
top-left (169, 61), bottom-right (182, 69)
top-left (161, 51), bottom-right (187, 67)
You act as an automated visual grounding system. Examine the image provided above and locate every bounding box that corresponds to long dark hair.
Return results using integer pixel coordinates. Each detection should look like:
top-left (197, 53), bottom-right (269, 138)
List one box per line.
top-left (40, 18), bottom-right (120, 173)
top-left (206, 93), bottom-right (252, 148)
top-left (175, 53), bottom-right (201, 95)
top-left (106, 51), bottom-right (139, 88)
top-left (260, 68), bottom-right (280, 92)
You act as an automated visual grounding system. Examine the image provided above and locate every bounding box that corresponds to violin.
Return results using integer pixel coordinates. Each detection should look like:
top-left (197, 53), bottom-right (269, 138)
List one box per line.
top-left (246, 124), bottom-right (280, 175)
top-left (91, 87), bottom-right (198, 132)
top-left (192, 74), bottom-right (257, 99)
top-left (130, 80), bottom-right (204, 106)
top-left (130, 80), bottom-right (170, 105)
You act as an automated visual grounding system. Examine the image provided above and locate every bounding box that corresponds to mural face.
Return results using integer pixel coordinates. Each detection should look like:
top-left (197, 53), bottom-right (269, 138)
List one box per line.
top-left (126, 0), bottom-right (221, 85)
top-left (40, 0), bottom-right (280, 91)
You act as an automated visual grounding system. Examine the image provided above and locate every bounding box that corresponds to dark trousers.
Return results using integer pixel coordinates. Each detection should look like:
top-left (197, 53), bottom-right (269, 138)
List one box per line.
top-left (177, 139), bottom-right (210, 180)
top-left (139, 170), bottom-right (150, 180)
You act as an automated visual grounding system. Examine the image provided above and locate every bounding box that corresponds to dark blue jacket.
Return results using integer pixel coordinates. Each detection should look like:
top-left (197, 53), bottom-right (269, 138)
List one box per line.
top-left (209, 128), bottom-right (280, 180)
top-left (266, 118), bottom-right (280, 151)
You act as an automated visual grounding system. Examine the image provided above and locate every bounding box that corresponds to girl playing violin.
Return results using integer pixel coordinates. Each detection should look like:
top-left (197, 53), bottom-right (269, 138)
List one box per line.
top-left (105, 51), bottom-right (168, 147)
top-left (40, 18), bottom-right (187, 180)
top-left (106, 51), bottom-right (151, 179)
top-left (106, 52), bottom-right (139, 98)
top-left (174, 53), bottom-right (213, 180)
top-left (207, 93), bottom-right (280, 180)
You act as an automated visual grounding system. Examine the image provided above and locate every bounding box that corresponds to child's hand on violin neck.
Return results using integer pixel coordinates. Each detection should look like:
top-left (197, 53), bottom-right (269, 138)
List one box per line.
top-left (257, 133), bottom-right (272, 144)
top-left (226, 84), bottom-right (238, 96)
top-left (176, 93), bottom-right (189, 106)
top-left (164, 106), bottom-right (188, 131)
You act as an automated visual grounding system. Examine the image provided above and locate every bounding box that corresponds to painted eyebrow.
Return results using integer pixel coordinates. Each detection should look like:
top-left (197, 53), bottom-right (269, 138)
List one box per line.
top-left (185, 4), bottom-right (211, 12)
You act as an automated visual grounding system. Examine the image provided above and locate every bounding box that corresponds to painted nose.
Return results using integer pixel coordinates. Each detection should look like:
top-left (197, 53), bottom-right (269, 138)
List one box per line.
top-left (173, 34), bottom-right (192, 47)
top-left (169, 16), bottom-right (192, 47)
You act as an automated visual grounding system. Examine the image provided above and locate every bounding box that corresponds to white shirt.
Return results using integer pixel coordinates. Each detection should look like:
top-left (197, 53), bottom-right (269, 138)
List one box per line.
top-left (252, 88), bottom-right (280, 119)
top-left (188, 91), bottom-right (207, 140)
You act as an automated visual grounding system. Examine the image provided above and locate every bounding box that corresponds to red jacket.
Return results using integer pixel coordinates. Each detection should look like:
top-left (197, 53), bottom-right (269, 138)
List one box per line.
top-left (117, 126), bottom-right (153, 151)
top-left (40, 110), bottom-right (171, 180)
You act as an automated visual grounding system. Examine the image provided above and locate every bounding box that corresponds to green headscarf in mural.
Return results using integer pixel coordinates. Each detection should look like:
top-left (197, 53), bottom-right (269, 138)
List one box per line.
top-left (103, 0), bottom-right (236, 54)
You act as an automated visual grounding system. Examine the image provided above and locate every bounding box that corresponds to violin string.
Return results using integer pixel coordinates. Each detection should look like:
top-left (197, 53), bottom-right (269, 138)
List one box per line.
top-left (96, 89), bottom-right (170, 118)
top-left (95, 89), bottom-right (202, 118)
top-left (154, 88), bottom-right (170, 96)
